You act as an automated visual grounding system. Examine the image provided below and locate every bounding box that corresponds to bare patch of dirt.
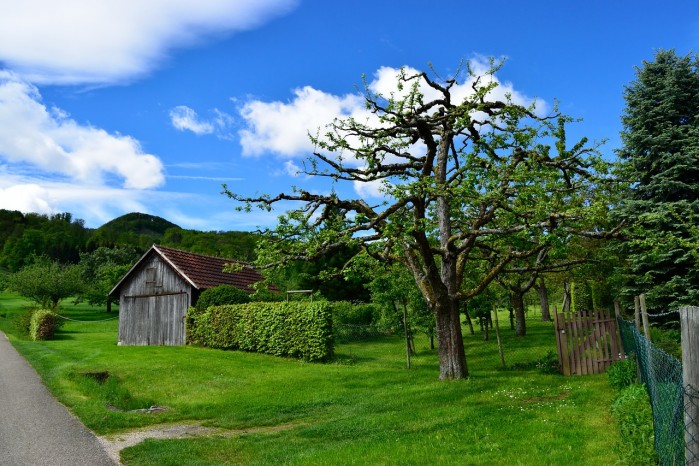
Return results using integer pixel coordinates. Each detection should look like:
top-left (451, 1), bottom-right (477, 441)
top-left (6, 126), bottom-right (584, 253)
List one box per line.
top-left (97, 422), bottom-right (301, 465)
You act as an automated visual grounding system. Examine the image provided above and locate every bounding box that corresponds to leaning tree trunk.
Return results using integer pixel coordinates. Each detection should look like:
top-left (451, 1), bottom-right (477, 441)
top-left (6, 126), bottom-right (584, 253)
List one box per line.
top-left (462, 304), bottom-right (475, 335)
top-left (511, 292), bottom-right (527, 337)
top-left (536, 277), bottom-right (551, 321)
top-left (433, 295), bottom-right (468, 379)
top-left (562, 280), bottom-right (572, 312)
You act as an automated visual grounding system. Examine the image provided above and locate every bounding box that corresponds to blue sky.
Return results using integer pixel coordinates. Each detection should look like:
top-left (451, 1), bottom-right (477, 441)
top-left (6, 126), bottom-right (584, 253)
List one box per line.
top-left (0, 0), bottom-right (696, 231)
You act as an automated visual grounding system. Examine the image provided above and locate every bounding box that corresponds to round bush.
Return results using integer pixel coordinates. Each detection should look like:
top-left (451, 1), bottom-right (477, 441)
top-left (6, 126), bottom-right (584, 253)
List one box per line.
top-left (30, 309), bottom-right (57, 341)
top-left (196, 285), bottom-right (250, 311)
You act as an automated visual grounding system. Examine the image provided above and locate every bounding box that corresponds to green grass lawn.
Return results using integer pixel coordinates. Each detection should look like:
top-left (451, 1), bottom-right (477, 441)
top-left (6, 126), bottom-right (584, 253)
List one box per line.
top-left (0, 293), bottom-right (621, 465)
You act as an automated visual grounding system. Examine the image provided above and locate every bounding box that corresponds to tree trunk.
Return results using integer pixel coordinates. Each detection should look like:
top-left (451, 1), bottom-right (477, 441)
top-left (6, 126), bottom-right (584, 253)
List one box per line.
top-left (508, 308), bottom-right (515, 330)
top-left (536, 277), bottom-right (551, 321)
top-left (562, 280), bottom-right (571, 312)
top-left (511, 292), bottom-right (527, 337)
top-left (434, 296), bottom-right (468, 379)
top-left (402, 302), bottom-right (411, 369)
top-left (463, 305), bottom-right (475, 335)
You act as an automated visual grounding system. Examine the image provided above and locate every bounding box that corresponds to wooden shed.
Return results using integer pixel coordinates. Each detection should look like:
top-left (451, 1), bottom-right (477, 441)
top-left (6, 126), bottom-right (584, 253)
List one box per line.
top-left (109, 245), bottom-right (266, 346)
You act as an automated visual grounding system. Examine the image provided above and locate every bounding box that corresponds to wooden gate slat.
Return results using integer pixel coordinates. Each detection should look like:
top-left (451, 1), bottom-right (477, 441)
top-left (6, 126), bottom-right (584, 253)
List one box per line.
top-left (584, 310), bottom-right (596, 375)
top-left (591, 310), bottom-right (607, 374)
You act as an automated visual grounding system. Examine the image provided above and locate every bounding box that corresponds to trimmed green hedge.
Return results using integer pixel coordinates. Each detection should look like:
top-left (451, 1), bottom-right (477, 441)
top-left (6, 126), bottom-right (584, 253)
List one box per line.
top-left (30, 309), bottom-right (57, 341)
top-left (195, 284), bottom-right (250, 311)
top-left (186, 301), bottom-right (333, 362)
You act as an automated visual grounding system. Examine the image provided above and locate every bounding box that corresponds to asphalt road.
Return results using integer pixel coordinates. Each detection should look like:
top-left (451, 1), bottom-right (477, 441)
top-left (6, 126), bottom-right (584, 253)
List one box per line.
top-left (0, 331), bottom-right (116, 466)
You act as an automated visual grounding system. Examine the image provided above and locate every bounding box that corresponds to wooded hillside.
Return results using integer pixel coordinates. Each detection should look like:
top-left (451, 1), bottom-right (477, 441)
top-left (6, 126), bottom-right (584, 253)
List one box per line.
top-left (0, 209), bottom-right (260, 272)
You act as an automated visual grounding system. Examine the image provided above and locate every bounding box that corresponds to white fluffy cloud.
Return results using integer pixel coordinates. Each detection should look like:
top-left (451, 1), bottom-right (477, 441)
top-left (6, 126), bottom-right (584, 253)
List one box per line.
top-left (239, 86), bottom-right (366, 156)
top-left (170, 106), bottom-right (215, 135)
top-left (0, 72), bottom-right (165, 189)
top-left (0, 0), bottom-right (298, 84)
top-left (0, 184), bottom-right (56, 214)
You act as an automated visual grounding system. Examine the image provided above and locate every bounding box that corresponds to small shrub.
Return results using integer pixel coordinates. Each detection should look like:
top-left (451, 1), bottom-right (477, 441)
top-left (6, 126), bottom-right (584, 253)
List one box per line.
top-left (535, 350), bottom-right (560, 374)
top-left (610, 384), bottom-right (658, 465)
top-left (607, 358), bottom-right (637, 391)
top-left (195, 285), bottom-right (250, 311)
top-left (14, 308), bottom-right (35, 337)
top-left (29, 309), bottom-right (57, 340)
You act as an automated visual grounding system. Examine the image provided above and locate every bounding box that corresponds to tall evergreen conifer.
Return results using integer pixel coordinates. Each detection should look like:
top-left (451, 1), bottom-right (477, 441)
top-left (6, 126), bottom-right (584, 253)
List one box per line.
top-left (616, 50), bottom-right (699, 309)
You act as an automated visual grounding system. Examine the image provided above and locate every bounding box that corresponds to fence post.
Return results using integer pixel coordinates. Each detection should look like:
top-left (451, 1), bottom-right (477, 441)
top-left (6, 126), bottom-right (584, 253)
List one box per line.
top-left (634, 295), bottom-right (641, 330)
top-left (680, 306), bottom-right (699, 466)
top-left (639, 294), bottom-right (651, 341)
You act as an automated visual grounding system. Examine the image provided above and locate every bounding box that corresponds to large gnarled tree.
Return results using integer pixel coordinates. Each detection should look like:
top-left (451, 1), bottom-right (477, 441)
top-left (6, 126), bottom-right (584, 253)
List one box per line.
top-left (227, 62), bottom-right (612, 379)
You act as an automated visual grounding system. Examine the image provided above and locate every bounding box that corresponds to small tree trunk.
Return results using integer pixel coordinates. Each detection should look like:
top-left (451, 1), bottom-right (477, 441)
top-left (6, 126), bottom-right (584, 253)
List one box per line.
top-left (463, 304), bottom-right (475, 335)
top-left (402, 303), bottom-right (411, 369)
top-left (508, 308), bottom-right (515, 330)
top-left (536, 277), bottom-right (551, 321)
top-left (562, 281), bottom-right (571, 312)
top-left (482, 317), bottom-right (489, 341)
top-left (493, 307), bottom-right (506, 368)
top-left (512, 292), bottom-right (527, 337)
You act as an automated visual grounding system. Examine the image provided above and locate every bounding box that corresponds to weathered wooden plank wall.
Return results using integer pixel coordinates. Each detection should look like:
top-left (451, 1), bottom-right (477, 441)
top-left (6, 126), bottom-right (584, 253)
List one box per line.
top-left (118, 253), bottom-right (191, 346)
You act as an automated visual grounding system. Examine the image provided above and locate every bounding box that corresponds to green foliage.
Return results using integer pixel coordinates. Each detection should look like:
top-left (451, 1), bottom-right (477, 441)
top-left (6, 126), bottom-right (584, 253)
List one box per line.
top-left (77, 246), bottom-right (140, 307)
top-left (649, 326), bottom-right (681, 361)
top-left (162, 227), bottom-right (260, 262)
top-left (0, 210), bottom-right (89, 271)
top-left (29, 309), bottom-right (57, 340)
top-left (614, 50), bottom-right (699, 310)
top-left (195, 284), bottom-right (250, 311)
top-left (7, 259), bottom-right (83, 310)
top-left (331, 301), bottom-right (379, 326)
top-left (607, 359), bottom-right (637, 391)
top-left (187, 301), bottom-right (334, 362)
top-left (14, 308), bottom-right (35, 337)
top-left (572, 281), bottom-right (594, 312)
top-left (90, 212), bottom-right (179, 250)
top-left (610, 384), bottom-right (658, 465)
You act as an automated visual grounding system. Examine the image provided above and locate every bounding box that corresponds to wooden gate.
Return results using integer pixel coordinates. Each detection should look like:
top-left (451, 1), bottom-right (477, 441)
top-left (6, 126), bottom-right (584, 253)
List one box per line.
top-left (554, 309), bottom-right (625, 376)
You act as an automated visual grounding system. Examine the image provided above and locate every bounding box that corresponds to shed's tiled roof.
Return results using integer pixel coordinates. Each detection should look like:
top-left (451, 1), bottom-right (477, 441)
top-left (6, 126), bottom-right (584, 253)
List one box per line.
top-left (154, 245), bottom-right (265, 292)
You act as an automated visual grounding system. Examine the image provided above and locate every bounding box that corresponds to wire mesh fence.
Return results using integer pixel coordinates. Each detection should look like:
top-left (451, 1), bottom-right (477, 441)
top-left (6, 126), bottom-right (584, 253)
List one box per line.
top-left (618, 317), bottom-right (696, 466)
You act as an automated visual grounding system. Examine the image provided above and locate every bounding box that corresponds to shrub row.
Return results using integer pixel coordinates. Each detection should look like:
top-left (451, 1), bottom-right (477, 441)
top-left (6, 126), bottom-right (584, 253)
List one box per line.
top-left (186, 301), bottom-right (333, 362)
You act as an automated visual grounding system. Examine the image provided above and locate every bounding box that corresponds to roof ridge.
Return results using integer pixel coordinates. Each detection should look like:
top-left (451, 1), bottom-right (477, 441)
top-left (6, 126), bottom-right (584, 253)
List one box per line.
top-left (154, 244), bottom-right (249, 265)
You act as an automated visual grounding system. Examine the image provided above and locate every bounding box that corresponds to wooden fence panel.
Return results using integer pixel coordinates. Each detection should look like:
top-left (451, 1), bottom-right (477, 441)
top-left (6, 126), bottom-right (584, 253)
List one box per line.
top-left (554, 310), bottom-right (625, 376)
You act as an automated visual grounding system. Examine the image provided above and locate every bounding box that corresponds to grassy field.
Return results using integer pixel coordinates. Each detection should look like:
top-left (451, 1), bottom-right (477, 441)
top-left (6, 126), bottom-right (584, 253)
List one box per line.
top-left (0, 293), bottom-right (621, 465)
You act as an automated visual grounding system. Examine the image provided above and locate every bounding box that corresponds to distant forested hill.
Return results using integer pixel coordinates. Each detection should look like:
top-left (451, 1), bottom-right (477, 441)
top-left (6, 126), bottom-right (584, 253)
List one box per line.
top-left (0, 210), bottom-right (260, 271)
